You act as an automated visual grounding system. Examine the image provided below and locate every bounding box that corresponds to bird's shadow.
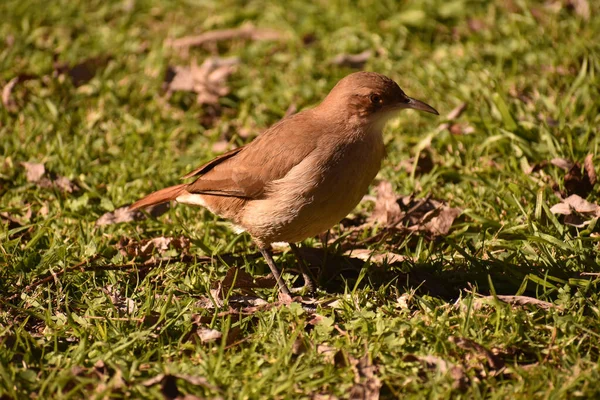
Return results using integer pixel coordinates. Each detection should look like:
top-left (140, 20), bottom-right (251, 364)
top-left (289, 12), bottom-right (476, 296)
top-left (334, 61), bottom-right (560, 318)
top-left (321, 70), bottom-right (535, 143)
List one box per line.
top-left (288, 246), bottom-right (595, 301)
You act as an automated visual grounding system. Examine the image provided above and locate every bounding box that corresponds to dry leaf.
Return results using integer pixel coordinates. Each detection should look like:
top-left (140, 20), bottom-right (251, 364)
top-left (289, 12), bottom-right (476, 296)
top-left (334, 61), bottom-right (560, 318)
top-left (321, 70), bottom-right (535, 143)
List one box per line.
top-left (550, 194), bottom-right (600, 215)
top-left (196, 327), bottom-right (223, 343)
top-left (584, 154), bottom-right (596, 186)
top-left (2, 74), bottom-right (37, 112)
top-left (21, 162), bottom-right (45, 182)
top-left (165, 57), bottom-right (239, 106)
top-left (116, 236), bottom-right (190, 258)
top-left (566, 0), bottom-right (590, 20)
top-left (413, 205), bottom-right (462, 236)
top-left (369, 180), bottom-right (402, 226)
top-left (95, 203), bottom-right (170, 226)
top-left (168, 24), bottom-right (285, 48)
top-left (330, 50), bottom-right (372, 69)
top-left (345, 249), bottom-right (406, 265)
top-left (214, 267), bottom-right (277, 299)
top-left (550, 158), bottom-right (574, 171)
top-left (20, 162), bottom-right (80, 192)
top-left (449, 336), bottom-right (505, 371)
top-left (403, 354), bottom-right (468, 390)
top-left (348, 354), bottom-right (381, 400)
top-left (473, 295), bottom-right (555, 310)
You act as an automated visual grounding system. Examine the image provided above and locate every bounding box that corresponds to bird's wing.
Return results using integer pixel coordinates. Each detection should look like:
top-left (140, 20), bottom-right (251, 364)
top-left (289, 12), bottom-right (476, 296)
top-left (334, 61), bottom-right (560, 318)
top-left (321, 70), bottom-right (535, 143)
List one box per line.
top-left (184, 111), bottom-right (320, 199)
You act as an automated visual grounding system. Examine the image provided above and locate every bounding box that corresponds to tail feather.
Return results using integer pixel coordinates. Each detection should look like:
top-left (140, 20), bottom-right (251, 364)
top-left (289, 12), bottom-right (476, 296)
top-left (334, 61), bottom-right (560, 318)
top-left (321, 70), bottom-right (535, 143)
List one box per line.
top-left (129, 184), bottom-right (187, 210)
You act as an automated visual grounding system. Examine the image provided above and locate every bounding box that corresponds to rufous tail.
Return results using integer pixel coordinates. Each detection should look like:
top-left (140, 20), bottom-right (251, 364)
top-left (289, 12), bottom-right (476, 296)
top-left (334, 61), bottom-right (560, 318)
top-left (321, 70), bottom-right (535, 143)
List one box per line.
top-left (129, 184), bottom-right (187, 210)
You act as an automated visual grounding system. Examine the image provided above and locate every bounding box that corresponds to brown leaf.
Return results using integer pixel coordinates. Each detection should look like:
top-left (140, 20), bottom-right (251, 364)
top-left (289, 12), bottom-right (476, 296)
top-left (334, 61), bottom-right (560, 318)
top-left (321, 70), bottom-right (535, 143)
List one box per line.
top-left (330, 50), bottom-right (372, 69)
top-left (449, 336), bottom-right (505, 371)
top-left (584, 154), bottom-right (596, 186)
top-left (95, 203), bottom-right (170, 226)
top-left (53, 176), bottom-right (79, 193)
top-left (196, 327), bottom-right (223, 343)
top-left (550, 194), bottom-right (600, 215)
top-left (345, 249), bottom-right (406, 265)
top-left (349, 354), bottom-right (381, 400)
top-left (165, 57), bottom-right (239, 106)
top-left (53, 55), bottom-right (111, 86)
top-left (403, 354), bottom-right (468, 390)
top-left (116, 236), bottom-right (190, 258)
top-left (413, 205), bottom-right (462, 236)
top-left (566, 0), bottom-right (590, 20)
top-left (369, 180), bottom-right (402, 226)
top-left (550, 158), bottom-right (574, 171)
top-left (214, 267), bottom-right (277, 299)
top-left (20, 162), bottom-right (79, 192)
top-left (2, 74), bottom-right (37, 112)
top-left (474, 295), bottom-right (556, 310)
top-left (21, 162), bottom-right (45, 182)
top-left (168, 24), bottom-right (285, 48)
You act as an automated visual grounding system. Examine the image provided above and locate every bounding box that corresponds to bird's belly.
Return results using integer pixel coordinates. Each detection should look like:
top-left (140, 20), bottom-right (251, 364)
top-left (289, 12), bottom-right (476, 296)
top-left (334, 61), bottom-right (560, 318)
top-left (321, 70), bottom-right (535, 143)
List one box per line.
top-left (242, 137), bottom-right (384, 245)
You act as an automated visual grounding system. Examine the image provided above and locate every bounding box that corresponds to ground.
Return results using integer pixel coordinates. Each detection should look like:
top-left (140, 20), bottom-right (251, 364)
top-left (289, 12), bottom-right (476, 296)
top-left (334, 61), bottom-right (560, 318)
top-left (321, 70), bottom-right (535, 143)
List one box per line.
top-left (1, 0), bottom-right (600, 398)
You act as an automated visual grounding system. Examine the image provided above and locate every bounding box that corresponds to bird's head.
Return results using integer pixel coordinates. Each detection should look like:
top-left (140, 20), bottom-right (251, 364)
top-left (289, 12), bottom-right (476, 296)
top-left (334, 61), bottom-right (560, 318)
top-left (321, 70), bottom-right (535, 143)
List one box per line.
top-left (321, 71), bottom-right (438, 129)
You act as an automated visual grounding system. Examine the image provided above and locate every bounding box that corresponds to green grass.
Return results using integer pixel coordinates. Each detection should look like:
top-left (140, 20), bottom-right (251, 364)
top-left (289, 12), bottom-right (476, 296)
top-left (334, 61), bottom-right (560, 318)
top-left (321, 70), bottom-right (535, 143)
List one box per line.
top-left (1, 0), bottom-right (600, 398)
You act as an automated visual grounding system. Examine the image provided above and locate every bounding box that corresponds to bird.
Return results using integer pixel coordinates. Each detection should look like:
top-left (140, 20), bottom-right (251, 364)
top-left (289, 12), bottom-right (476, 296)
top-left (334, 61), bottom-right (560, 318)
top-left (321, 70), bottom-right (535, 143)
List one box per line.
top-left (130, 71), bottom-right (438, 295)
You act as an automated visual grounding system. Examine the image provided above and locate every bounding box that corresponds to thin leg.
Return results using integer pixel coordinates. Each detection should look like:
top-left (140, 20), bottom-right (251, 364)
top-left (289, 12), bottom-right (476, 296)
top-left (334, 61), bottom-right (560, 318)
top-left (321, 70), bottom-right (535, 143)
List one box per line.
top-left (289, 243), bottom-right (316, 294)
top-left (259, 247), bottom-right (291, 296)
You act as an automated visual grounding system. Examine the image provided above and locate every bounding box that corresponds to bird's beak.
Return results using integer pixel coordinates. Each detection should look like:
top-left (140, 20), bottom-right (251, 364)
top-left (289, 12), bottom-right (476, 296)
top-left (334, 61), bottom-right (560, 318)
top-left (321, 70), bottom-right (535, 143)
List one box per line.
top-left (402, 96), bottom-right (439, 115)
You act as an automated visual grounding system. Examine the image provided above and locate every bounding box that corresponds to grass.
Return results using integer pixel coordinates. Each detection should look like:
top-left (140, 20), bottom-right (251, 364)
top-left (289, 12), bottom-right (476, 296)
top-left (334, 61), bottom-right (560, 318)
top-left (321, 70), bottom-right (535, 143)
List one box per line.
top-left (1, 0), bottom-right (600, 398)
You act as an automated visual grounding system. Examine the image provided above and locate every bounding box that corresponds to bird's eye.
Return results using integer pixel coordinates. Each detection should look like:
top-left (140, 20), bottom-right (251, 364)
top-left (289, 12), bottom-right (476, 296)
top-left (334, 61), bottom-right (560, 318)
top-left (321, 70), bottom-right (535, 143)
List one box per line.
top-left (370, 94), bottom-right (383, 104)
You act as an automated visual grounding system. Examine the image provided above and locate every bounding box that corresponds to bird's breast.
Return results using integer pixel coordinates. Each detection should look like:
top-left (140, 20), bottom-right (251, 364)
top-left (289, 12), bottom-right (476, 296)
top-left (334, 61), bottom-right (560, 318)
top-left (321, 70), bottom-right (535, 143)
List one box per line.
top-left (242, 129), bottom-right (385, 245)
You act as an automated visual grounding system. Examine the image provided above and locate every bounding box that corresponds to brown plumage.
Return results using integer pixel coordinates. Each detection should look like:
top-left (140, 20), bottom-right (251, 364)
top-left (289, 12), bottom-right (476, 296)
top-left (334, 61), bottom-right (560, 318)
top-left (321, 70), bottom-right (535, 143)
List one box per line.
top-left (130, 71), bottom-right (438, 294)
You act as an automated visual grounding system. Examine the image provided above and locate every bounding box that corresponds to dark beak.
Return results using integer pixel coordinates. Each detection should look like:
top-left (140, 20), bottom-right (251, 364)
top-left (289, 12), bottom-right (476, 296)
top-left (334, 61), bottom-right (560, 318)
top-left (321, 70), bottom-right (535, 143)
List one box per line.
top-left (404, 96), bottom-right (439, 115)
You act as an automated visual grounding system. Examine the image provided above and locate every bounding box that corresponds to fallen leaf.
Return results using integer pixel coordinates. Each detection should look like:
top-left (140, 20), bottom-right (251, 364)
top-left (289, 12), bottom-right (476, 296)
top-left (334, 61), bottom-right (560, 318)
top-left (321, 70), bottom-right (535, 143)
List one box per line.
top-left (2, 74), bottom-right (37, 112)
top-left (550, 158), bottom-right (574, 171)
top-left (330, 50), bottom-right (372, 69)
top-left (467, 18), bottom-right (486, 32)
top-left (473, 295), bottom-right (556, 310)
top-left (116, 235), bottom-right (190, 259)
top-left (165, 57), bottom-right (239, 106)
top-left (20, 162), bottom-right (80, 192)
top-left (344, 248), bottom-right (406, 264)
top-left (403, 354), bottom-right (468, 391)
top-left (550, 194), bottom-right (600, 227)
top-left (412, 204), bottom-right (462, 236)
top-left (584, 154), bottom-right (596, 186)
top-left (449, 336), bottom-right (505, 371)
top-left (566, 0), bottom-right (590, 20)
top-left (95, 203), bottom-right (170, 226)
top-left (168, 24), bottom-right (285, 48)
top-left (348, 354), bottom-right (381, 400)
top-left (397, 151), bottom-right (434, 175)
top-left (21, 162), bottom-right (45, 182)
top-left (102, 284), bottom-right (137, 314)
top-left (369, 180), bottom-right (402, 226)
top-left (196, 327), bottom-right (223, 343)
top-left (214, 267), bottom-right (277, 299)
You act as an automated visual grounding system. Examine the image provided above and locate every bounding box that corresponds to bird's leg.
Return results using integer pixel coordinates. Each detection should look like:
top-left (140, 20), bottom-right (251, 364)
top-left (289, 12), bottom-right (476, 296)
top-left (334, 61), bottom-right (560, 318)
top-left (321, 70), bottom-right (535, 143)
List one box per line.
top-left (289, 243), bottom-right (316, 294)
top-left (259, 247), bottom-right (291, 296)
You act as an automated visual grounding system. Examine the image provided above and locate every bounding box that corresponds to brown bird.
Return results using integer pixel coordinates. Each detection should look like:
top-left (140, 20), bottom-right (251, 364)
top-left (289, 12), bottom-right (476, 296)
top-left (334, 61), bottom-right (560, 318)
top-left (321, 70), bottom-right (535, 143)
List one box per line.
top-left (130, 72), bottom-right (438, 295)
